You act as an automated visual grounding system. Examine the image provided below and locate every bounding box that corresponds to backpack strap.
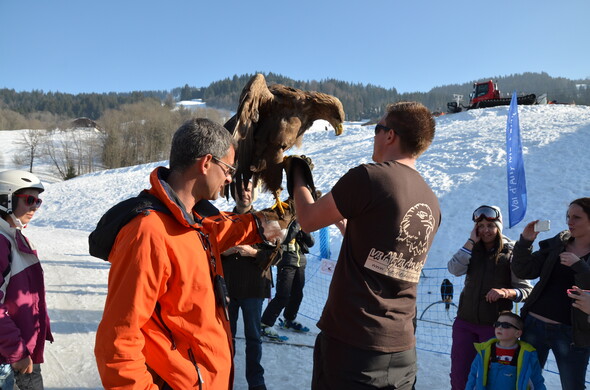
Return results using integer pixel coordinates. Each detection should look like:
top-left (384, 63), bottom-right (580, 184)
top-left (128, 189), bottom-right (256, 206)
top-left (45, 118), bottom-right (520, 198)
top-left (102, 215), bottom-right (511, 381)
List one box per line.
top-left (88, 191), bottom-right (171, 261)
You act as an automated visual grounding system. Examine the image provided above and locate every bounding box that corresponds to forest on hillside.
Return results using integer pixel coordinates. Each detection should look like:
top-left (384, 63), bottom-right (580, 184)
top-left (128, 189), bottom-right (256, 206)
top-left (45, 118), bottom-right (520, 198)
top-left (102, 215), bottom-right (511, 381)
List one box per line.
top-left (175, 71), bottom-right (590, 118)
top-left (1, 72), bottom-right (589, 127)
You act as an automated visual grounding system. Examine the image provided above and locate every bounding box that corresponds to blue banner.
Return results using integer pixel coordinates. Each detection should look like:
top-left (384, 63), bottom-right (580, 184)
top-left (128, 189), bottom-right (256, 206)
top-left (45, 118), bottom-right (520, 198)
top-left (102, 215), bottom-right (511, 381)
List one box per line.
top-left (506, 91), bottom-right (527, 228)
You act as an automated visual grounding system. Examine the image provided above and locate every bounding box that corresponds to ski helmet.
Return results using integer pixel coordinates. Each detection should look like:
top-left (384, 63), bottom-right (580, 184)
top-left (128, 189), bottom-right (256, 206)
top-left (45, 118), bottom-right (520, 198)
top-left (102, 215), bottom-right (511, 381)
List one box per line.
top-left (0, 170), bottom-right (45, 214)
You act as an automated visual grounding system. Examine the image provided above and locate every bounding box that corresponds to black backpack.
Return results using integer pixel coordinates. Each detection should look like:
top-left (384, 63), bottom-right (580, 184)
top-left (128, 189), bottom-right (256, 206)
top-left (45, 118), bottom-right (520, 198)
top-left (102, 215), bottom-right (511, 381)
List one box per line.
top-left (88, 191), bottom-right (171, 261)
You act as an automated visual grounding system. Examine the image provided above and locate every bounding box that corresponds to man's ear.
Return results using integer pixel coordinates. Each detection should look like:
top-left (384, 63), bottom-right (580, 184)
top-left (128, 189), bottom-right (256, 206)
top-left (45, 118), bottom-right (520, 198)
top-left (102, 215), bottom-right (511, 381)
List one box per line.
top-left (197, 154), bottom-right (213, 174)
top-left (385, 129), bottom-right (396, 145)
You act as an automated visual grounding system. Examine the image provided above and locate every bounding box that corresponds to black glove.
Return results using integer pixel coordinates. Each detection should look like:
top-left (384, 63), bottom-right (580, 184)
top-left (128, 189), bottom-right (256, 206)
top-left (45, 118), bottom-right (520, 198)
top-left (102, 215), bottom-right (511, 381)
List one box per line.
top-left (284, 155), bottom-right (318, 200)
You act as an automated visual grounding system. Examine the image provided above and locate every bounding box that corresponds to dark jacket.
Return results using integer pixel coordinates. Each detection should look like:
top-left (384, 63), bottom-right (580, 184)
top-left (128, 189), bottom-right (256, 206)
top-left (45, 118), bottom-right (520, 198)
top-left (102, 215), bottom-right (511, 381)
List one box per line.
top-left (221, 207), bottom-right (273, 299)
top-left (277, 220), bottom-right (314, 268)
top-left (448, 240), bottom-right (532, 326)
top-left (512, 231), bottom-right (590, 347)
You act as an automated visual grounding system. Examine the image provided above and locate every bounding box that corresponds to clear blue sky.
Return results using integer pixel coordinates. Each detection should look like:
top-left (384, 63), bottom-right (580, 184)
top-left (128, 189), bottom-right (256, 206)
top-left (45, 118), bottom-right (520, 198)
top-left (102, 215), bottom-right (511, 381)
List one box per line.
top-left (1, 0), bottom-right (588, 95)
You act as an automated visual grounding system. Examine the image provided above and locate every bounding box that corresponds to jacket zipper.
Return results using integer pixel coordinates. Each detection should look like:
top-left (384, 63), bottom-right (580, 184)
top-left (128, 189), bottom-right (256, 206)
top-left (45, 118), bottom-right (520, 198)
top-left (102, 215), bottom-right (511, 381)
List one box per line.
top-left (188, 348), bottom-right (204, 389)
top-left (154, 302), bottom-right (177, 350)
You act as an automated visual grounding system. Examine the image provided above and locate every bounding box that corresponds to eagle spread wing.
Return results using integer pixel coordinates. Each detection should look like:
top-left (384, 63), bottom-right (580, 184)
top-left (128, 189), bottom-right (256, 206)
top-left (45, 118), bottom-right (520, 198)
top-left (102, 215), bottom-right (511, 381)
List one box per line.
top-left (224, 74), bottom-right (345, 202)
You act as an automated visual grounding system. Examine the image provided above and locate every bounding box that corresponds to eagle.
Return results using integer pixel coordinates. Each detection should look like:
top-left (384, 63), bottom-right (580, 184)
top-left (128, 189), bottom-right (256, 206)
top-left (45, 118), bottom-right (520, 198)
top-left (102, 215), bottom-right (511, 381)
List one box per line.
top-left (224, 73), bottom-right (345, 213)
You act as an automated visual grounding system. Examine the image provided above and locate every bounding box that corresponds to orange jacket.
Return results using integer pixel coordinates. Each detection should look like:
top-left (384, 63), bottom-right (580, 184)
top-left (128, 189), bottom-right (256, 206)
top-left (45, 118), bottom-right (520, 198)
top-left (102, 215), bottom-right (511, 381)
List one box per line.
top-left (95, 167), bottom-right (262, 389)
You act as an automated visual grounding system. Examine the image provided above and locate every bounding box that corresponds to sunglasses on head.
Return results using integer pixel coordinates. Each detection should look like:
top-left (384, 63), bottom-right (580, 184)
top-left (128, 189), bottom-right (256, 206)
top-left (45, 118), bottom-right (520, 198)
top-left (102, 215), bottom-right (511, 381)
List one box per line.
top-left (493, 321), bottom-right (520, 330)
top-left (14, 194), bottom-right (43, 207)
top-left (472, 205), bottom-right (500, 223)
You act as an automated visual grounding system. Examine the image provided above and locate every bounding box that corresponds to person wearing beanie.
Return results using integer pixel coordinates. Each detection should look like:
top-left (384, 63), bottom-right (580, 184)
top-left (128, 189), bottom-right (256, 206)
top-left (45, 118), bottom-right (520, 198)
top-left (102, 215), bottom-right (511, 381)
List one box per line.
top-left (447, 205), bottom-right (532, 390)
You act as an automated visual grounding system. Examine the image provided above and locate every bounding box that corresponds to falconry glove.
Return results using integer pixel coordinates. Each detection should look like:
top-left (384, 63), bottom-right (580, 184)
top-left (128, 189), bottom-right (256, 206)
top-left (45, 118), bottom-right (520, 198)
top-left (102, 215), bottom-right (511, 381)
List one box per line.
top-left (284, 155), bottom-right (318, 201)
top-left (254, 199), bottom-right (296, 270)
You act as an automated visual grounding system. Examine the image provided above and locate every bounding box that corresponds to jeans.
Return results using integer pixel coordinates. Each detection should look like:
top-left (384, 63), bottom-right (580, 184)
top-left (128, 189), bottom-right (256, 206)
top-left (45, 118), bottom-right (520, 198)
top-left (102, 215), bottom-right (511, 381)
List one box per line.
top-left (449, 317), bottom-right (495, 390)
top-left (521, 314), bottom-right (590, 390)
top-left (228, 297), bottom-right (265, 388)
top-left (0, 364), bottom-right (14, 390)
top-left (312, 332), bottom-right (416, 390)
top-left (14, 364), bottom-right (43, 390)
top-left (261, 264), bottom-right (305, 326)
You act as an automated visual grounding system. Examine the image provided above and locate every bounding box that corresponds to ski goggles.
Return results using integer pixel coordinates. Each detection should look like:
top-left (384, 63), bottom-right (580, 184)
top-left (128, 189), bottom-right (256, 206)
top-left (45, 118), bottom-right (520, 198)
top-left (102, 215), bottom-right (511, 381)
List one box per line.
top-left (493, 321), bottom-right (520, 330)
top-left (14, 194), bottom-right (43, 207)
top-left (472, 205), bottom-right (500, 223)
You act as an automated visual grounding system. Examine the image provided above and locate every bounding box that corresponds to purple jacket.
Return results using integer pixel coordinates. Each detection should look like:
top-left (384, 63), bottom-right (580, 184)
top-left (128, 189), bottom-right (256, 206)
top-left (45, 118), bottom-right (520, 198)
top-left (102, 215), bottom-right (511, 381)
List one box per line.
top-left (0, 219), bottom-right (53, 364)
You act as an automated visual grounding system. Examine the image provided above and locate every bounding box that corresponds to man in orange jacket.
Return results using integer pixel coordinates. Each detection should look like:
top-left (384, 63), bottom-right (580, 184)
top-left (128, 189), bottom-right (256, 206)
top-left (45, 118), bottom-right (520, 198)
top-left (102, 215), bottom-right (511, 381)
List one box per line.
top-left (94, 118), bottom-right (283, 390)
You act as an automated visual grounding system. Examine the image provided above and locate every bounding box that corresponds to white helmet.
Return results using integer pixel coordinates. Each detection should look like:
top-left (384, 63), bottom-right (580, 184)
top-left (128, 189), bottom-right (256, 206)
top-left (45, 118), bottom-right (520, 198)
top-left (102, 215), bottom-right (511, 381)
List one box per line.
top-left (0, 170), bottom-right (45, 214)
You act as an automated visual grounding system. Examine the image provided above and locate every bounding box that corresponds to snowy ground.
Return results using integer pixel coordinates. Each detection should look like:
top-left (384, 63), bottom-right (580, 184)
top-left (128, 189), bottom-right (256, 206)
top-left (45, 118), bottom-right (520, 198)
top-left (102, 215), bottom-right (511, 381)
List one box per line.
top-left (2, 103), bottom-right (590, 389)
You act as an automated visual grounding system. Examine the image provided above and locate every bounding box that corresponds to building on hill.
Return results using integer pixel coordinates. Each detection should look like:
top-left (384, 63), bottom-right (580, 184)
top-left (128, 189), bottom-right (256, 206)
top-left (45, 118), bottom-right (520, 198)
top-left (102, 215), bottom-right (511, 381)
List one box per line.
top-left (71, 117), bottom-right (99, 129)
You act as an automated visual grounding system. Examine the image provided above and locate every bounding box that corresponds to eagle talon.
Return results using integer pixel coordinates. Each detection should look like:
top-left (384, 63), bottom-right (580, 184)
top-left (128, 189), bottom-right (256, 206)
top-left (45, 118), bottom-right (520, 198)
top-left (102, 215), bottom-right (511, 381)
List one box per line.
top-left (271, 197), bottom-right (290, 217)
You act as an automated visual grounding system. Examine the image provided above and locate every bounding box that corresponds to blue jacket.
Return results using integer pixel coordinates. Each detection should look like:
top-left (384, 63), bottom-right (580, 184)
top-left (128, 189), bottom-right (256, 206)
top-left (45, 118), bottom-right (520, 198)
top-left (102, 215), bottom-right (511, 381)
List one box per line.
top-left (466, 338), bottom-right (546, 390)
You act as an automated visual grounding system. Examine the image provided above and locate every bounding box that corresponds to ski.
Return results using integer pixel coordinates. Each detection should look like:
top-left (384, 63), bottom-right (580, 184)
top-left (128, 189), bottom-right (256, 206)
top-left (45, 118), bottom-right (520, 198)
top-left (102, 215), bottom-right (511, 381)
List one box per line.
top-left (261, 334), bottom-right (288, 343)
top-left (262, 337), bottom-right (314, 349)
top-left (278, 318), bottom-right (310, 333)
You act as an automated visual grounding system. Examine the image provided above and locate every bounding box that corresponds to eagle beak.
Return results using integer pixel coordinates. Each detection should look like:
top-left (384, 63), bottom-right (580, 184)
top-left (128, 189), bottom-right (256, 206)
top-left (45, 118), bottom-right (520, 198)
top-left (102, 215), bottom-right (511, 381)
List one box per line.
top-left (334, 123), bottom-right (343, 136)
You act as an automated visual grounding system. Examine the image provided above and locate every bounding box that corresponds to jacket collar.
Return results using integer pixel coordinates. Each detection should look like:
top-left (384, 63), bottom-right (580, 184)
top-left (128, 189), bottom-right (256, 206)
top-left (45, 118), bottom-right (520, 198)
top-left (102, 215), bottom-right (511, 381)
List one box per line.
top-left (0, 218), bottom-right (36, 254)
top-left (148, 167), bottom-right (220, 228)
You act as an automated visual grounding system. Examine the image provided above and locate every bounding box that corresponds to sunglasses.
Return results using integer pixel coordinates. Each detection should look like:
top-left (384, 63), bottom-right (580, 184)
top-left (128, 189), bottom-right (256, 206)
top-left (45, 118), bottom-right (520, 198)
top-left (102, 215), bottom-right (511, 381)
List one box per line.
top-left (374, 124), bottom-right (391, 134)
top-left (472, 205), bottom-right (500, 223)
top-left (14, 194), bottom-right (43, 207)
top-left (212, 156), bottom-right (236, 177)
top-left (493, 321), bottom-right (520, 330)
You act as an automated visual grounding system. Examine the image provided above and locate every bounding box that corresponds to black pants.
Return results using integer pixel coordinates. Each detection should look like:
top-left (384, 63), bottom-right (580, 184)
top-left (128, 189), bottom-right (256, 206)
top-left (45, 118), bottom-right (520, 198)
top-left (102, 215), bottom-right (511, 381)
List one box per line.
top-left (261, 264), bottom-right (305, 326)
top-left (312, 332), bottom-right (416, 390)
top-left (14, 364), bottom-right (43, 390)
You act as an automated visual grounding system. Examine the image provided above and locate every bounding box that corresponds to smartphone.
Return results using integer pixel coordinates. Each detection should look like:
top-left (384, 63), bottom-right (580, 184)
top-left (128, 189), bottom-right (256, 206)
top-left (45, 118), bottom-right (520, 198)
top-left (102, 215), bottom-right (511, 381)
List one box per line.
top-left (534, 220), bottom-right (550, 232)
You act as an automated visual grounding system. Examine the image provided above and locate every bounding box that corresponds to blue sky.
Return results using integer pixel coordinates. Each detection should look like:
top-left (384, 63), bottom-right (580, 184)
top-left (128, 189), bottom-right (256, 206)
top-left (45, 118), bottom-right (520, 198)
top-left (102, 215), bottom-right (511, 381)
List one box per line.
top-left (1, 0), bottom-right (588, 94)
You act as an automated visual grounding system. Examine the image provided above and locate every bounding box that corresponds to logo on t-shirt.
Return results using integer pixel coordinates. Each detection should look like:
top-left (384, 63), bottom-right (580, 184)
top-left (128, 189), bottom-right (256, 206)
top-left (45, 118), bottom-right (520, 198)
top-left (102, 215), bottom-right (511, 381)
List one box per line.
top-left (494, 344), bottom-right (517, 366)
top-left (364, 203), bottom-right (436, 283)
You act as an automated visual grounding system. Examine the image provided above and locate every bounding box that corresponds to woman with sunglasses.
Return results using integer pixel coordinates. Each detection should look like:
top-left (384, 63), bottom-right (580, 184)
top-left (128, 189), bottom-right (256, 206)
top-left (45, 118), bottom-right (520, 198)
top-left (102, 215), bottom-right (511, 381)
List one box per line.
top-left (512, 197), bottom-right (590, 390)
top-left (447, 205), bottom-right (532, 390)
top-left (0, 170), bottom-right (52, 390)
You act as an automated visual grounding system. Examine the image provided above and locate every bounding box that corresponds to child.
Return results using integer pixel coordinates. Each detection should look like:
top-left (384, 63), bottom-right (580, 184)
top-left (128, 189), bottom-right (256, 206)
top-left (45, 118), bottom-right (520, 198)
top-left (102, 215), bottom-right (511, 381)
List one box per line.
top-left (465, 311), bottom-right (546, 390)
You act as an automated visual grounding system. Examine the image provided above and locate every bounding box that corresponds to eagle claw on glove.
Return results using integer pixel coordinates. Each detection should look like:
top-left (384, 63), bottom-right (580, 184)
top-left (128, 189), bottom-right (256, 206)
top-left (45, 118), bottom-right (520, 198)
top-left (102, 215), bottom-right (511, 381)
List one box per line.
top-left (284, 155), bottom-right (318, 201)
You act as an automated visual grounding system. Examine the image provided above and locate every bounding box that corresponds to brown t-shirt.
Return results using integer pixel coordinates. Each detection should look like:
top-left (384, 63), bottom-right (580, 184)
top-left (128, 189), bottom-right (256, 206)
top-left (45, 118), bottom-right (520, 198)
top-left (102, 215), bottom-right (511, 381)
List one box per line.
top-left (319, 161), bottom-right (441, 352)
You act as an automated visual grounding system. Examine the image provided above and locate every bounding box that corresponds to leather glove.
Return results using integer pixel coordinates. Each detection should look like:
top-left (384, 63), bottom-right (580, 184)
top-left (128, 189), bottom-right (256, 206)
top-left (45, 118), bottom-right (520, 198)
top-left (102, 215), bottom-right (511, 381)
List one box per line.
top-left (257, 200), bottom-right (294, 231)
top-left (284, 155), bottom-right (318, 200)
top-left (254, 245), bottom-right (283, 271)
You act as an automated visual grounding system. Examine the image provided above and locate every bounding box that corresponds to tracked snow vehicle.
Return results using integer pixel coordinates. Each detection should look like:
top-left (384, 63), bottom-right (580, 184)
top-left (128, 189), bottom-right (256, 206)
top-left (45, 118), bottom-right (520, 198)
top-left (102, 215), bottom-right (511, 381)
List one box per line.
top-left (447, 80), bottom-right (537, 113)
